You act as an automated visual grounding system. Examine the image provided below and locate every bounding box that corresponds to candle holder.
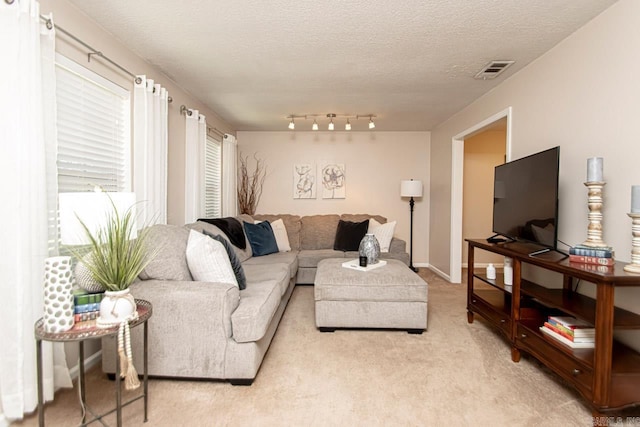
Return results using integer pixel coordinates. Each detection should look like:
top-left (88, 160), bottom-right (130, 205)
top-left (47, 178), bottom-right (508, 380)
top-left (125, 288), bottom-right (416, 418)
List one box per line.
top-left (624, 213), bottom-right (640, 274)
top-left (581, 181), bottom-right (610, 248)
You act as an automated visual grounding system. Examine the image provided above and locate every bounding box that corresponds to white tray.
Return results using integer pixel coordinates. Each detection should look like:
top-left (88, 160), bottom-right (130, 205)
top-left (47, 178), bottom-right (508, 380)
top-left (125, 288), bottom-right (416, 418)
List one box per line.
top-left (341, 259), bottom-right (387, 272)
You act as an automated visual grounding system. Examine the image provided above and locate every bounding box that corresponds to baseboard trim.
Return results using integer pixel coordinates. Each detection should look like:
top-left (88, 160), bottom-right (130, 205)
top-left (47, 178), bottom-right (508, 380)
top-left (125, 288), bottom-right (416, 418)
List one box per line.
top-left (68, 350), bottom-right (102, 380)
top-left (427, 264), bottom-right (452, 282)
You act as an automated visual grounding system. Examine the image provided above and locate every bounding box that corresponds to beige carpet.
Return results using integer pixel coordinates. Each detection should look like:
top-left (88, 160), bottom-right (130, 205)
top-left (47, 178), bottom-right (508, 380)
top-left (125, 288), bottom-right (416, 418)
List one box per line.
top-left (18, 269), bottom-right (596, 426)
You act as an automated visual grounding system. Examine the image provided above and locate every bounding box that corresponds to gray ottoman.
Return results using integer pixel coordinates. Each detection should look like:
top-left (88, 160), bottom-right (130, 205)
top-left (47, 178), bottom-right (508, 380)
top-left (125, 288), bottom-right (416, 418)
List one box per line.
top-left (314, 258), bottom-right (428, 333)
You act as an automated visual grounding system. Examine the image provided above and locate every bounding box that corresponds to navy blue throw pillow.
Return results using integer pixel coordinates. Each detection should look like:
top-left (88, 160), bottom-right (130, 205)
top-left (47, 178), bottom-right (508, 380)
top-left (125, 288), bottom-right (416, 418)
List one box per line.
top-left (243, 221), bottom-right (279, 257)
top-left (333, 219), bottom-right (370, 252)
top-left (202, 230), bottom-right (247, 290)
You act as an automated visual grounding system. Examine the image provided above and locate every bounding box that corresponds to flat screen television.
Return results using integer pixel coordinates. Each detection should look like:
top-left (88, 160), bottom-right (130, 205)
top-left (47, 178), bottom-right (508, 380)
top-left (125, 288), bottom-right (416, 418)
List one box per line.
top-left (492, 146), bottom-right (560, 250)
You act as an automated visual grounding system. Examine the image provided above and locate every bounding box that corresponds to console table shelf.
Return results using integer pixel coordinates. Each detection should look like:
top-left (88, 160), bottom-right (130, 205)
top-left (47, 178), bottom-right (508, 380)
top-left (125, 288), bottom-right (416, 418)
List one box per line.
top-left (466, 238), bottom-right (640, 415)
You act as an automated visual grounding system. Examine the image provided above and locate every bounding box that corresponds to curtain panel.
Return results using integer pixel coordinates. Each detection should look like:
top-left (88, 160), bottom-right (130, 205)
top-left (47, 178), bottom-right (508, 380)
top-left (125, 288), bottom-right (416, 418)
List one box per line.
top-left (184, 111), bottom-right (207, 223)
top-left (0, 2), bottom-right (71, 421)
top-left (133, 76), bottom-right (169, 225)
top-left (222, 134), bottom-right (238, 217)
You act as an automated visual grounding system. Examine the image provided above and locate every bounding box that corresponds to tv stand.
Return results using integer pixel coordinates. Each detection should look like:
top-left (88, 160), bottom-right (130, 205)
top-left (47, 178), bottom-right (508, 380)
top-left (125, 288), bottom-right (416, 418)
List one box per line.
top-left (486, 233), bottom-right (514, 244)
top-left (466, 238), bottom-right (640, 415)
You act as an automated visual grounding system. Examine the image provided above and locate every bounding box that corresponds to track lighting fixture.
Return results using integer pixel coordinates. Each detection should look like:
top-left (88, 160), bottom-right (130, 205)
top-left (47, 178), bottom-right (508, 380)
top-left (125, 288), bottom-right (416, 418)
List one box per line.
top-left (285, 113), bottom-right (376, 131)
top-left (327, 113), bottom-right (335, 131)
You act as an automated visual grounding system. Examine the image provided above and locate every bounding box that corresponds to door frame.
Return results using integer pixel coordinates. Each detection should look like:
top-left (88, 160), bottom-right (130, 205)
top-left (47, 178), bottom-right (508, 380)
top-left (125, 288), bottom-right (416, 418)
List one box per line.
top-left (449, 107), bottom-right (512, 283)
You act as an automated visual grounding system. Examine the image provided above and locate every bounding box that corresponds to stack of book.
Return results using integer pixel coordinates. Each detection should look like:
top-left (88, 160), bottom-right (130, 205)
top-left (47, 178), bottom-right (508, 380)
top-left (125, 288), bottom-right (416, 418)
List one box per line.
top-left (569, 244), bottom-right (614, 266)
top-left (539, 315), bottom-right (595, 349)
top-left (72, 290), bottom-right (104, 330)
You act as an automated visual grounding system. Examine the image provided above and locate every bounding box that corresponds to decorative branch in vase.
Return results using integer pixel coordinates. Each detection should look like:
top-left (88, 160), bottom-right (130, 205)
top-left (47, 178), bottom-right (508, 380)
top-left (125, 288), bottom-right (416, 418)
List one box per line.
top-left (238, 153), bottom-right (267, 215)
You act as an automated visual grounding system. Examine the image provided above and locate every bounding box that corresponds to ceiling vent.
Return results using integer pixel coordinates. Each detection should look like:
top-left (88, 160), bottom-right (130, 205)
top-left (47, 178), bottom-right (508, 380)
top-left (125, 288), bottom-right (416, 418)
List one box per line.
top-left (474, 60), bottom-right (515, 80)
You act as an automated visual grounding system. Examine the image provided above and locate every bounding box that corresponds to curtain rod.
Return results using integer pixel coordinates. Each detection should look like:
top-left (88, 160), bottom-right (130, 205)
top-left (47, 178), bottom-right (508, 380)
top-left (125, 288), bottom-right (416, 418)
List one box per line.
top-left (40, 14), bottom-right (172, 103)
top-left (180, 105), bottom-right (226, 137)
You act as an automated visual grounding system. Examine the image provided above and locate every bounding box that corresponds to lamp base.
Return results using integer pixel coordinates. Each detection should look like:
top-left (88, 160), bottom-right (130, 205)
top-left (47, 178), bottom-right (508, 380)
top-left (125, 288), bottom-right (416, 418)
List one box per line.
top-left (409, 265), bottom-right (418, 273)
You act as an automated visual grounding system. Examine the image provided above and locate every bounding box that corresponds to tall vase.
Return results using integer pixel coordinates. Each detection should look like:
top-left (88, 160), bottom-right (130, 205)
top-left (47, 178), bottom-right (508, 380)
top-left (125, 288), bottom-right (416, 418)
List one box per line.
top-left (43, 256), bottom-right (75, 333)
top-left (359, 233), bottom-right (381, 265)
top-left (97, 288), bottom-right (137, 328)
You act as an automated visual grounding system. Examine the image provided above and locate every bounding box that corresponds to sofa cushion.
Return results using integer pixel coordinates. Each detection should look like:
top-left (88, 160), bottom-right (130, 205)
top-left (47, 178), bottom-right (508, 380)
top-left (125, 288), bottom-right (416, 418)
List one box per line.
top-left (231, 278), bottom-right (282, 343)
top-left (243, 262), bottom-right (290, 297)
top-left (252, 214), bottom-right (301, 250)
top-left (243, 221), bottom-right (279, 256)
top-left (255, 218), bottom-right (291, 252)
top-left (333, 219), bottom-right (369, 251)
top-left (186, 221), bottom-right (252, 262)
top-left (297, 249), bottom-right (345, 268)
top-left (340, 214), bottom-right (387, 224)
top-left (243, 251), bottom-right (298, 280)
top-left (205, 231), bottom-right (247, 290)
top-left (185, 230), bottom-right (238, 287)
top-left (139, 224), bottom-right (193, 281)
top-left (300, 214), bottom-right (340, 250)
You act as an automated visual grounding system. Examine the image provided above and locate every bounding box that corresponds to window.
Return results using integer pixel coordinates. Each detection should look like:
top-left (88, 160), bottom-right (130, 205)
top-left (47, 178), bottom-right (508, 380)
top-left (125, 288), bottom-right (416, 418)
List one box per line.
top-left (52, 55), bottom-right (130, 253)
top-left (55, 54), bottom-right (131, 193)
top-left (204, 133), bottom-right (222, 218)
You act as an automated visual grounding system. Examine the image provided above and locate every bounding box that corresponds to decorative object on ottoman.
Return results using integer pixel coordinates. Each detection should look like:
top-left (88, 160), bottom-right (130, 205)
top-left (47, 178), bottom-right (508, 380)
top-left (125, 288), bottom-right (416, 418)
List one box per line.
top-left (400, 179), bottom-right (423, 272)
top-left (359, 233), bottom-right (380, 265)
top-left (43, 256), bottom-right (75, 333)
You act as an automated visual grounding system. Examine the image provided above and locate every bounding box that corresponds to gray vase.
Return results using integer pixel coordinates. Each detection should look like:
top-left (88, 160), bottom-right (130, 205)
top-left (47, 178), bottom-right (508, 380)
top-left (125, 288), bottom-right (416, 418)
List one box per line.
top-left (359, 233), bottom-right (380, 265)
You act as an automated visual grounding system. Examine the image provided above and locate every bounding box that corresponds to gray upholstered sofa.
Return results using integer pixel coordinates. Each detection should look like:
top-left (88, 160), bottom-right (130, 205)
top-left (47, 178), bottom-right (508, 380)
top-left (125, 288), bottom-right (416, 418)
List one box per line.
top-left (102, 213), bottom-right (409, 384)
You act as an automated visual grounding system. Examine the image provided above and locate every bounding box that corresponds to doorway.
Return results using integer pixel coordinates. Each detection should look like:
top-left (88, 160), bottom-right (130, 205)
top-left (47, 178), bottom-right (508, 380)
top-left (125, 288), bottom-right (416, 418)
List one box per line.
top-left (449, 108), bottom-right (512, 283)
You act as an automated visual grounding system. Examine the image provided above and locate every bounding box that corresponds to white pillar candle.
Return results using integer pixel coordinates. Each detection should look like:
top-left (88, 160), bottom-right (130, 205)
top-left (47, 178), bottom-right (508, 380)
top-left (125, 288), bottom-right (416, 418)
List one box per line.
top-left (587, 157), bottom-right (603, 182)
top-left (632, 186), bottom-right (640, 213)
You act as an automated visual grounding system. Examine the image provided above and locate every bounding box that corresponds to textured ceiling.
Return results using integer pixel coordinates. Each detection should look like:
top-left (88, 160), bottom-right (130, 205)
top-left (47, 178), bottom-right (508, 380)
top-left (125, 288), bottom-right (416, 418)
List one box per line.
top-left (67, 0), bottom-right (617, 131)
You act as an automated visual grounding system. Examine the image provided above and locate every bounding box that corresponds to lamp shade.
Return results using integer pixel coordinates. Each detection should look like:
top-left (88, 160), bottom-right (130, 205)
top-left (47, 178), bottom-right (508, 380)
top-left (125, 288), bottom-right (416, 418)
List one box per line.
top-left (59, 192), bottom-right (137, 245)
top-left (400, 180), bottom-right (423, 198)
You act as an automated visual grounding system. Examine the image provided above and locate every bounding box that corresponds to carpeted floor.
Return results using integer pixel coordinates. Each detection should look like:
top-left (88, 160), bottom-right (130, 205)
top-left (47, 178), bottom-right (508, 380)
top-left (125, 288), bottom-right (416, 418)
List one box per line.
top-left (17, 269), bottom-right (597, 426)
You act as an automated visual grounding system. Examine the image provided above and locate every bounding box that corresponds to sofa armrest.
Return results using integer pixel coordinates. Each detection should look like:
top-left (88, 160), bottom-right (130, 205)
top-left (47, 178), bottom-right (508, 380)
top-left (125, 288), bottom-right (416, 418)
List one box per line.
top-left (389, 237), bottom-right (406, 253)
top-left (103, 279), bottom-right (241, 378)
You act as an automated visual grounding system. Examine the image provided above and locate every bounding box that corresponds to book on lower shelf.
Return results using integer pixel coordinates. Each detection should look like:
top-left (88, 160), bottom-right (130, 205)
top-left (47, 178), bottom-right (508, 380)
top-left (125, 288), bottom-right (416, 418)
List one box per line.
top-left (539, 325), bottom-right (595, 349)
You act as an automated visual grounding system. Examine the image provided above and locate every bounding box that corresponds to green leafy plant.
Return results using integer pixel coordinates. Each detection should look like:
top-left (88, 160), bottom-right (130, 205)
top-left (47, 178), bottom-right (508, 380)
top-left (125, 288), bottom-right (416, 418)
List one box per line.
top-left (71, 196), bottom-right (156, 292)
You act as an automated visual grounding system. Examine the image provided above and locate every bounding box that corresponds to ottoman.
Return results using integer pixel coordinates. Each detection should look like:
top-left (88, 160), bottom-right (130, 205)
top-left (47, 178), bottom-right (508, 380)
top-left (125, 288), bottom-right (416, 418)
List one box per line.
top-left (314, 258), bottom-right (428, 333)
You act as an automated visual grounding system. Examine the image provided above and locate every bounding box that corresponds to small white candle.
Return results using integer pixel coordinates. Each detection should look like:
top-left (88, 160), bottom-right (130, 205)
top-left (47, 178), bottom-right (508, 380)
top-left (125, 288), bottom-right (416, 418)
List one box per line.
top-left (587, 157), bottom-right (603, 182)
top-left (632, 186), bottom-right (640, 213)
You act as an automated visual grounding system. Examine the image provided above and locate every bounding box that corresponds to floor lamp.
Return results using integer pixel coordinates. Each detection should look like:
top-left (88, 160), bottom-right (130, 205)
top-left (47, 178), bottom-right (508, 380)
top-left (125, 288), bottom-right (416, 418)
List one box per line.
top-left (401, 179), bottom-right (423, 272)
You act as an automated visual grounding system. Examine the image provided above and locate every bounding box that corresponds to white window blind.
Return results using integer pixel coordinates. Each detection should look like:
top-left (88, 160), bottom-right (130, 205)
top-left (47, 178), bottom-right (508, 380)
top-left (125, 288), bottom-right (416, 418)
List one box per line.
top-left (55, 54), bottom-right (131, 193)
top-left (204, 134), bottom-right (222, 218)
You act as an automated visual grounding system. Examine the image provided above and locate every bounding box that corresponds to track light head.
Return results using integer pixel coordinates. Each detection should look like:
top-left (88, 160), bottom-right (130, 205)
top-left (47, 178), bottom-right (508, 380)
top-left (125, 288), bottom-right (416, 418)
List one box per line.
top-left (345, 119), bottom-right (351, 131)
top-left (312, 119), bottom-right (318, 131)
top-left (369, 117), bottom-right (375, 129)
top-left (327, 113), bottom-right (336, 131)
top-left (288, 119), bottom-right (295, 130)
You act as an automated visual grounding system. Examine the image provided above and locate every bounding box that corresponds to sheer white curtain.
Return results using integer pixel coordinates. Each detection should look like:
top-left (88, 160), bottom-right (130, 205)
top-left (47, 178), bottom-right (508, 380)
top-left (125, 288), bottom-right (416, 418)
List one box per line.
top-left (134, 76), bottom-right (169, 225)
top-left (0, 2), bottom-right (71, 421)
top-left (184, 110), bottom-right (207, 223)
top-left (222, 133), bottom-right (238, 217)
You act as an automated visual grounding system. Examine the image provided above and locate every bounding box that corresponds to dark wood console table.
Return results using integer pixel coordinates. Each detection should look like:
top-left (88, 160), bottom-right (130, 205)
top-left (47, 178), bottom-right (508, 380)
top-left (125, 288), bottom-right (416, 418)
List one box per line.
top-left (466, 239), bottom-right (640, 415)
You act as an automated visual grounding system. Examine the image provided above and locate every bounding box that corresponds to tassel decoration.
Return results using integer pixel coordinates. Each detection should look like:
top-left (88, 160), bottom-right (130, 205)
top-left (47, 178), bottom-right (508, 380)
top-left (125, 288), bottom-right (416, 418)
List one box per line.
top-left (124, 320), bottom-right (140, 390)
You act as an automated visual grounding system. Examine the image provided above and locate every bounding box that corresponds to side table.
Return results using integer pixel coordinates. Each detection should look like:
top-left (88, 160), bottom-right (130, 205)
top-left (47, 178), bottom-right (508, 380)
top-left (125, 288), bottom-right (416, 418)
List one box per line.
top-left (35, 299), bottom-right (152, 426)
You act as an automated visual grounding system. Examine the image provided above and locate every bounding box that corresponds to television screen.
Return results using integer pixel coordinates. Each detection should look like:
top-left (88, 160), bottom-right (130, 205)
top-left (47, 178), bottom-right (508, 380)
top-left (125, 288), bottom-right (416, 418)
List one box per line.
top-left (492, 146), bottom-right (560, 249)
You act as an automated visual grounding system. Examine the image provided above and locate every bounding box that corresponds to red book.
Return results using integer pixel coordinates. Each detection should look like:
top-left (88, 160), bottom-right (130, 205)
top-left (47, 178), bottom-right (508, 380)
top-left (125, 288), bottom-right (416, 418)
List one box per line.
top-left (544, 322), bottom-right (575, 341)
top-left (568, 254), bottom-right (615, 266)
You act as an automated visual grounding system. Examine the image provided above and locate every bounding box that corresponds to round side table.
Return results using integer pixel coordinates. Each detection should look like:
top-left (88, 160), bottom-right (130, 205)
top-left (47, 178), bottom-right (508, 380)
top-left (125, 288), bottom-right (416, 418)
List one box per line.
top-left (35, 299), bottom-right (152, 426)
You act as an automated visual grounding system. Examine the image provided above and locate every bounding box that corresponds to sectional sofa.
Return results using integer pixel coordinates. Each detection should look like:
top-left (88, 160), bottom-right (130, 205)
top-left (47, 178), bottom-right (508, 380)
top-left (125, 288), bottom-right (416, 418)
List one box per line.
top-left (101, 214), bottom-right (409, 384)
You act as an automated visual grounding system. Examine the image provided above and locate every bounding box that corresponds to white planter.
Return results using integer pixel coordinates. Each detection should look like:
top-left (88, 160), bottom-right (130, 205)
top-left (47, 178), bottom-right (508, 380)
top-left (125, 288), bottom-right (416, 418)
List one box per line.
top-left (97, 288), bottom-right (137, 327)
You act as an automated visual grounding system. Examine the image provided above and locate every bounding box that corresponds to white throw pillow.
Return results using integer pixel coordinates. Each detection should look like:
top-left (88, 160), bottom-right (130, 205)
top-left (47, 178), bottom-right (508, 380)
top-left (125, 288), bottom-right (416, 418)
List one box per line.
top-left (368, 218), bottom-right (397, 253)
top-left (254, 219), bottom-right (291, 252)
top-left (185, 230), bottom-right (238, 287)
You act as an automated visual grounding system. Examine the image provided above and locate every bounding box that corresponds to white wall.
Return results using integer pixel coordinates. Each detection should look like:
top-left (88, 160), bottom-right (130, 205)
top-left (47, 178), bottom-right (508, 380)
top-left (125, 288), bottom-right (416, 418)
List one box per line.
top-left (237, 131), bottom-right (431, 265)
top-left (430, 0), bottom-right (640, 347)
